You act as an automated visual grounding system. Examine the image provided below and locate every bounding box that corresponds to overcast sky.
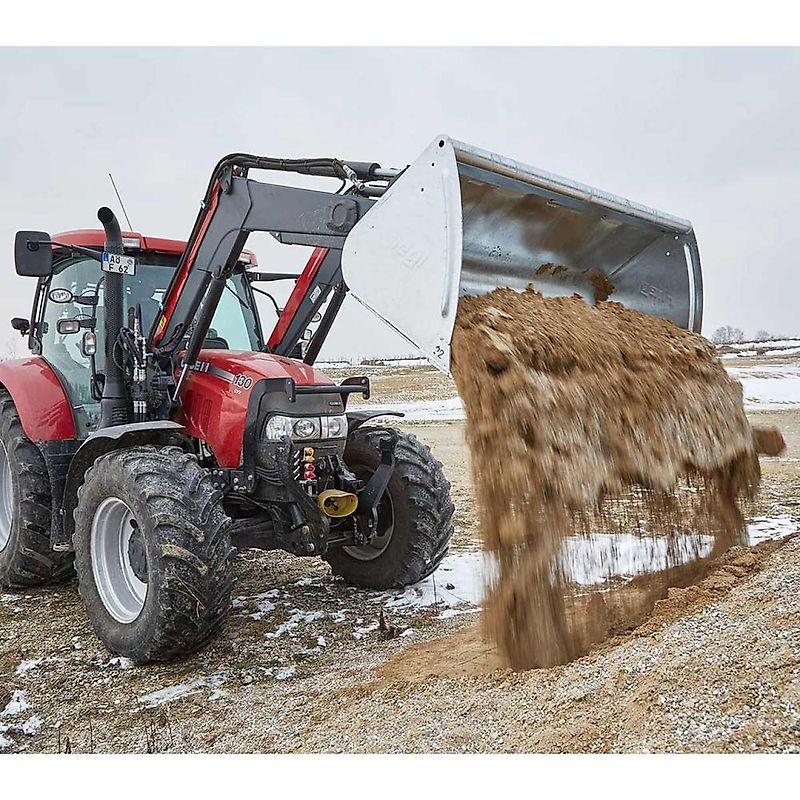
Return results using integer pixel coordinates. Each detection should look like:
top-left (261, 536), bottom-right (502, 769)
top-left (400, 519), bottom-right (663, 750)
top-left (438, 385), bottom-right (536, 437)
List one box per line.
top-left (1, 47), bottom-right (798, 358)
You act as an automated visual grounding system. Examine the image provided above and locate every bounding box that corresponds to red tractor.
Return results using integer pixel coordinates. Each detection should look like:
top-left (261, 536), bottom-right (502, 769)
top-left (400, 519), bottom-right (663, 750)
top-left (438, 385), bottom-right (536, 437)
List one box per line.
top-left (0, 137), bottom-right (701, 662)
top-left (1, 152), bottom-right (460, 662)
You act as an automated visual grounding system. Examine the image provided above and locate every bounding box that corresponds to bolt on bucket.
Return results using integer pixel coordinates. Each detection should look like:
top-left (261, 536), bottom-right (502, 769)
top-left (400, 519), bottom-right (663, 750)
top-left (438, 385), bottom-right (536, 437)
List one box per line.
top-left (341, 135), bottom-right (702, 374)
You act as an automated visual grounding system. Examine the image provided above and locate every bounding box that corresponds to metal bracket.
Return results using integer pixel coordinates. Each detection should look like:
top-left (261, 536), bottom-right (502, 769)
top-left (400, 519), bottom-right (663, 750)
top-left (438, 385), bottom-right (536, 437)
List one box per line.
top-left (220, 166), bottom-right (235, 195)
top-left (209, 467), bottom-right (256, 494)
top-left (356, 431), bottom-right (397, 538)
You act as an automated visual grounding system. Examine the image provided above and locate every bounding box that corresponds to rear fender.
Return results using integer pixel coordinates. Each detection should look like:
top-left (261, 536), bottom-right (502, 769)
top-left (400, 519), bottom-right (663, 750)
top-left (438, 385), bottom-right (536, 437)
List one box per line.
top-left (0, 357), bottom-right (76, 441)
top-left (55, 421), bottom-right (188, 551)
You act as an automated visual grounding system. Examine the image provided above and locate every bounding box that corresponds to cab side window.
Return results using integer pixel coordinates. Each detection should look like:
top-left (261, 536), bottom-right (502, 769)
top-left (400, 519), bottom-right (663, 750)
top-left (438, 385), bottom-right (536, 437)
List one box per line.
top-left (40, 258), bottom-right (102, 436)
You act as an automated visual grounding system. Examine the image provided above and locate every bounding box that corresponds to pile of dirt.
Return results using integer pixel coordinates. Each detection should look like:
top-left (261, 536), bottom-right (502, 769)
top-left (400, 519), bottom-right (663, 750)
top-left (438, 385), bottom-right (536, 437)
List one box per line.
top-left (450, 286), bottom-right (782, 670)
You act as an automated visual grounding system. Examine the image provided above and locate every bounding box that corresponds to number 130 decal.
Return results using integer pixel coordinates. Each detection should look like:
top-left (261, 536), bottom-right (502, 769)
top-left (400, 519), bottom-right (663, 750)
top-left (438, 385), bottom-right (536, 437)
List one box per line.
top-left (232, 373), bottom-right (253, 390)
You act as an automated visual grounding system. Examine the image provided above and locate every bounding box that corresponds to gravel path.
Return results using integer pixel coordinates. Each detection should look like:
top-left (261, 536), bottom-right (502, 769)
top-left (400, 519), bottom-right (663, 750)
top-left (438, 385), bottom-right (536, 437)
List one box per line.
top-left (1, 372), bottom-right (799, 753)
top-left (295, 536), bottom-right (800, 753)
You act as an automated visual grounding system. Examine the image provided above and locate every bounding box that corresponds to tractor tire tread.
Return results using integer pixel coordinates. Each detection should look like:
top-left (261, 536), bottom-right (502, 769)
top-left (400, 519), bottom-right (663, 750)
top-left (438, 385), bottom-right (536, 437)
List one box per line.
top-left (73, 445), bottom-right (233, 662)
top-left (325, 426), bottom-right (454, 589)
top-left (0, 391), bottom-right (73, 588)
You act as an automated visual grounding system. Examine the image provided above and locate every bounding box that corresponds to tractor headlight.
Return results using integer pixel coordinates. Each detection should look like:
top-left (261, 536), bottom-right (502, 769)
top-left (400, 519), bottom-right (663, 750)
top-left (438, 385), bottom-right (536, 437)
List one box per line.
top-left (262, 414), bottom-right (348, 441)
top-left (262, 415), bottom-right (294, 440)
top-left (293, 417), bottom-right (320, 440)
top-left (323, 414), bottom-right (348, 439)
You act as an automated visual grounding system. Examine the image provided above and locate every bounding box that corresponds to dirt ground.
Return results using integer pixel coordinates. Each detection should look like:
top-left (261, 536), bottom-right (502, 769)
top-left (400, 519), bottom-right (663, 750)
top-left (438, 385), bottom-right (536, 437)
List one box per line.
top-left (1, 364), bottom-right (799, 754)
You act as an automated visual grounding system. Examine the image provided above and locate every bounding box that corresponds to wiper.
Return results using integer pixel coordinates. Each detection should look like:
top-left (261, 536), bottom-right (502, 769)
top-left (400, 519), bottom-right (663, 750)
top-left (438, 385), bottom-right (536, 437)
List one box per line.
top-left (250, 284), bottom-right (281, 316)
top-left (222, 281), bottom-right (250, 311)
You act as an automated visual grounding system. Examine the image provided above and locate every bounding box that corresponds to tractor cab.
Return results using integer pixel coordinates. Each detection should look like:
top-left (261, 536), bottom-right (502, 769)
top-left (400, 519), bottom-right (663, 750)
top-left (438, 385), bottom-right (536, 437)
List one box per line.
top-left (19, 231), bottom-right (263, 437)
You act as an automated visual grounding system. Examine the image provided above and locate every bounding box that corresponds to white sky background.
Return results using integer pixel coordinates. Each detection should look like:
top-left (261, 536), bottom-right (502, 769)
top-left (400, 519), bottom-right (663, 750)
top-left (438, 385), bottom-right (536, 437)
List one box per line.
top-left (1, 47), bottom-right (798, 358)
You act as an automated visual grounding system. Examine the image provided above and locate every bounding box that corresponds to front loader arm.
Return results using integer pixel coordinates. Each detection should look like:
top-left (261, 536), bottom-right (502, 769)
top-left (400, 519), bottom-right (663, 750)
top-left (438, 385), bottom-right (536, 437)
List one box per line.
top-left (148, 155), bottom-right (378, 376)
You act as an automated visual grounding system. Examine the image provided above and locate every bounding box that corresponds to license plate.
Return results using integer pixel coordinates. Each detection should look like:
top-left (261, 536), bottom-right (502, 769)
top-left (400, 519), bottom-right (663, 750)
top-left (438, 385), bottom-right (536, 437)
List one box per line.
top-left (101, 251), bottom-right (136, 275)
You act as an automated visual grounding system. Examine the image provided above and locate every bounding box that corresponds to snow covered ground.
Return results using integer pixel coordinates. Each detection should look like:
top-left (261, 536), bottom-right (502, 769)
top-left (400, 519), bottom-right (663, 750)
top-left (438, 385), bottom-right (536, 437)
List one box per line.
top-left (726, 365), bottom-right (800, 411)
top-left (717, 339), bottom-right (800, 359)
top-left (361, 363), bottom-right (800, 422)
top-left (0, 690), bottom-right (42, 750)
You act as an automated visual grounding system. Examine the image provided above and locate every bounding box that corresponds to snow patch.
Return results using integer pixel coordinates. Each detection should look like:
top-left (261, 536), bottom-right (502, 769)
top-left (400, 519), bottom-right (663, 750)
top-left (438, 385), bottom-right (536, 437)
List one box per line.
top-left (352, 621), bottom-right (380, 639)
top-left (361, 397), bottom-right (465, 422)
top-left (354, 364), bottom-right (800, 421)
top-left (382, 551), bottom-right (486, 611)
top-left (266, 609), bottom-right (325, 638)
top-left (747, 515), bottom-right (798, 544)
top-left (560, 532), bottom-right (716, 585)
top-left (1, 690), bottom-right (30, 718)
top-left (137, 672), bottom-right (228, 708)
top-left (438, 607), bottom-right (483, 620)
top-left (15, 659), bottom-right (43, 676)
top-left (383, 516), bottom-right (798, 614)
top-left (264, 665), bottom-right (296, 680)
top-left (21, 715), bottom-right (43, 736)
top-left (233, 589), bottom-right (280, 620)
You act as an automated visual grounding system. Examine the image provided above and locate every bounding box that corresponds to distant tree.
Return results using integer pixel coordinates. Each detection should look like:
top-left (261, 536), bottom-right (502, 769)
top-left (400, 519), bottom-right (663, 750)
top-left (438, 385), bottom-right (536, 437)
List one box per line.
top-left (710, 326), bottom-right (745, 345)
top-left (753, 330), bottom-right (773, 342)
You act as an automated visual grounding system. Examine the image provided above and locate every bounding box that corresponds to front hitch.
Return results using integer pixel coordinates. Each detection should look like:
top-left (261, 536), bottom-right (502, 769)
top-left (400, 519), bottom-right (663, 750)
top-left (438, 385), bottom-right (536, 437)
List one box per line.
top-left (274, 437), bottom-right (330, 554)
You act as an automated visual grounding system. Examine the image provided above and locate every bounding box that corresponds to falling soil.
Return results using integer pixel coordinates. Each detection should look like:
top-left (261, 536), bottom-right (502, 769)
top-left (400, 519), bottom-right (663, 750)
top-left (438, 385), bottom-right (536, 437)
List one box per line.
top-left (588, 272), bottom-right (615, 303)
top-left (450, 287), bottom-right (783, 670)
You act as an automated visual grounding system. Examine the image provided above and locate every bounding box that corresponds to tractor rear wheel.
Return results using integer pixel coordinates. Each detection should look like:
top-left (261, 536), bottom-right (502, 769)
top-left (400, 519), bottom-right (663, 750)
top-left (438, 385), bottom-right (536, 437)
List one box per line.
top-left (0, 392), bottom-right (74, 588)
top-left (73, 445), bottom-right (234, 662)
top-left (325, 426), bottom-right (455, 589)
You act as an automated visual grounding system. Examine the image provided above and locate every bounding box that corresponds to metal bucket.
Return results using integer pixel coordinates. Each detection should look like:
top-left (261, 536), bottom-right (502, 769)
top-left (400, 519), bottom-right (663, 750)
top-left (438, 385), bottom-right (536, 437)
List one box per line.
top-left (342, 136), bottom-right (702, 374)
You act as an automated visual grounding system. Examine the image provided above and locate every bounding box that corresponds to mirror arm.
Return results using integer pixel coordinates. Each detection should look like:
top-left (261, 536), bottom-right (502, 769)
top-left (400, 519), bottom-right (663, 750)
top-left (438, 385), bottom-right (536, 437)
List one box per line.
top-left (48, 241), bottom-right (104, 263)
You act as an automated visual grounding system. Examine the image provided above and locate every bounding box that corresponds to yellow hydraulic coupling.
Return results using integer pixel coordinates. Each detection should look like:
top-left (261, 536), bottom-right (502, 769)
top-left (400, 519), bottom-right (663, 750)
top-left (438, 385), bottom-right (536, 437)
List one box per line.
top-left (317, 489), bottom-right (359, 518)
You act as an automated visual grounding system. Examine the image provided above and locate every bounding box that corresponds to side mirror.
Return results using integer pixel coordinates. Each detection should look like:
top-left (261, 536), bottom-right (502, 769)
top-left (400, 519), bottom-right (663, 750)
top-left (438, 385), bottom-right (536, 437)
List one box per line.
top-left (15, 231), bottom-right (53, 278)
top-left (10, 317), bottom-right (30, 337)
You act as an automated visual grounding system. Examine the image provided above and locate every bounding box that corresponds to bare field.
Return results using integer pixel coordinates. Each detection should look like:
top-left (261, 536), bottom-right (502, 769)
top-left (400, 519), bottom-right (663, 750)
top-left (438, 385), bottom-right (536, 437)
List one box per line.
top-left (1, 362), bottom-right (799, 753)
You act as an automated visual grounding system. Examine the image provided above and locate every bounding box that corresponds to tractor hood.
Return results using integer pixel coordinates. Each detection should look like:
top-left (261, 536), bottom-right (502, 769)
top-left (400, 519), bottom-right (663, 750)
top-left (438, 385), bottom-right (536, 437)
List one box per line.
top-left (177, 350), bottom-right (335, 468)
top-left (183, 350), bottom-right (335, 389)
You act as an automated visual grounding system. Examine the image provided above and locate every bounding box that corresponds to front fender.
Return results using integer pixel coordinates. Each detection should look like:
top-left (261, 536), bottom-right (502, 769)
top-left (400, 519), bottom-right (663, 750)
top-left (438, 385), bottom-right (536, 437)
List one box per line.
top-left (0, 357), bottom-right (76, 441)
top-left (55, 421), bottom-right (188, 551)
top-left (346, 409), bottom-right (404, 432)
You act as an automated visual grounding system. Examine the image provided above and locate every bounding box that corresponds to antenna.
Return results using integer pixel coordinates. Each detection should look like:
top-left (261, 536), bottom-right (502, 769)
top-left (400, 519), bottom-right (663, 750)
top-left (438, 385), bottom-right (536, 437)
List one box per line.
top-left (108, 172), bottom-right (135, 232)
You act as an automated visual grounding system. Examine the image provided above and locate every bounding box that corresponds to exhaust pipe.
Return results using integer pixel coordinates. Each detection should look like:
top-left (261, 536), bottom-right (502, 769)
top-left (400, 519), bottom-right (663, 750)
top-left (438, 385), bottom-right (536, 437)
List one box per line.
top-left (97, 206), bottom-right (129, 428)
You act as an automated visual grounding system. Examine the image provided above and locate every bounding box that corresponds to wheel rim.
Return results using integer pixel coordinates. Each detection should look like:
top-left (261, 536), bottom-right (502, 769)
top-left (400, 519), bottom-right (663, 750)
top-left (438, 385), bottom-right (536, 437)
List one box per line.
top-left (342, 483), bottom-right (395, 562)
top-left (90, 497), bottom-right (147, 623)
top-left (0, 440), bottom-right (13, 553)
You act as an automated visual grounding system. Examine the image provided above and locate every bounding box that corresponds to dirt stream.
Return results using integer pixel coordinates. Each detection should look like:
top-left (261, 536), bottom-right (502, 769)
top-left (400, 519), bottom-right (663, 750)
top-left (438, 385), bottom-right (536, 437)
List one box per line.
top-left (451, 287), bottom-right (783, 670)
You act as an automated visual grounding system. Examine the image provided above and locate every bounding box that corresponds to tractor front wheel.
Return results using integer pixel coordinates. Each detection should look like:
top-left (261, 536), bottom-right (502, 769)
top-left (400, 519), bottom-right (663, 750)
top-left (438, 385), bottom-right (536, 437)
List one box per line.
top-left (73, 446), bottom-right (233, 662)
top-left (325, 426), bottom-right (455, 589)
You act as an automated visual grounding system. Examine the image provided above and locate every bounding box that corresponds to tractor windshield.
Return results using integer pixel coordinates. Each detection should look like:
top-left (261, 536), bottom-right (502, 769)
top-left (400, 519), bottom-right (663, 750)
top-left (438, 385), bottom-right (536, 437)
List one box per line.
top-left (39, 252), bottom-right (262, 436)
